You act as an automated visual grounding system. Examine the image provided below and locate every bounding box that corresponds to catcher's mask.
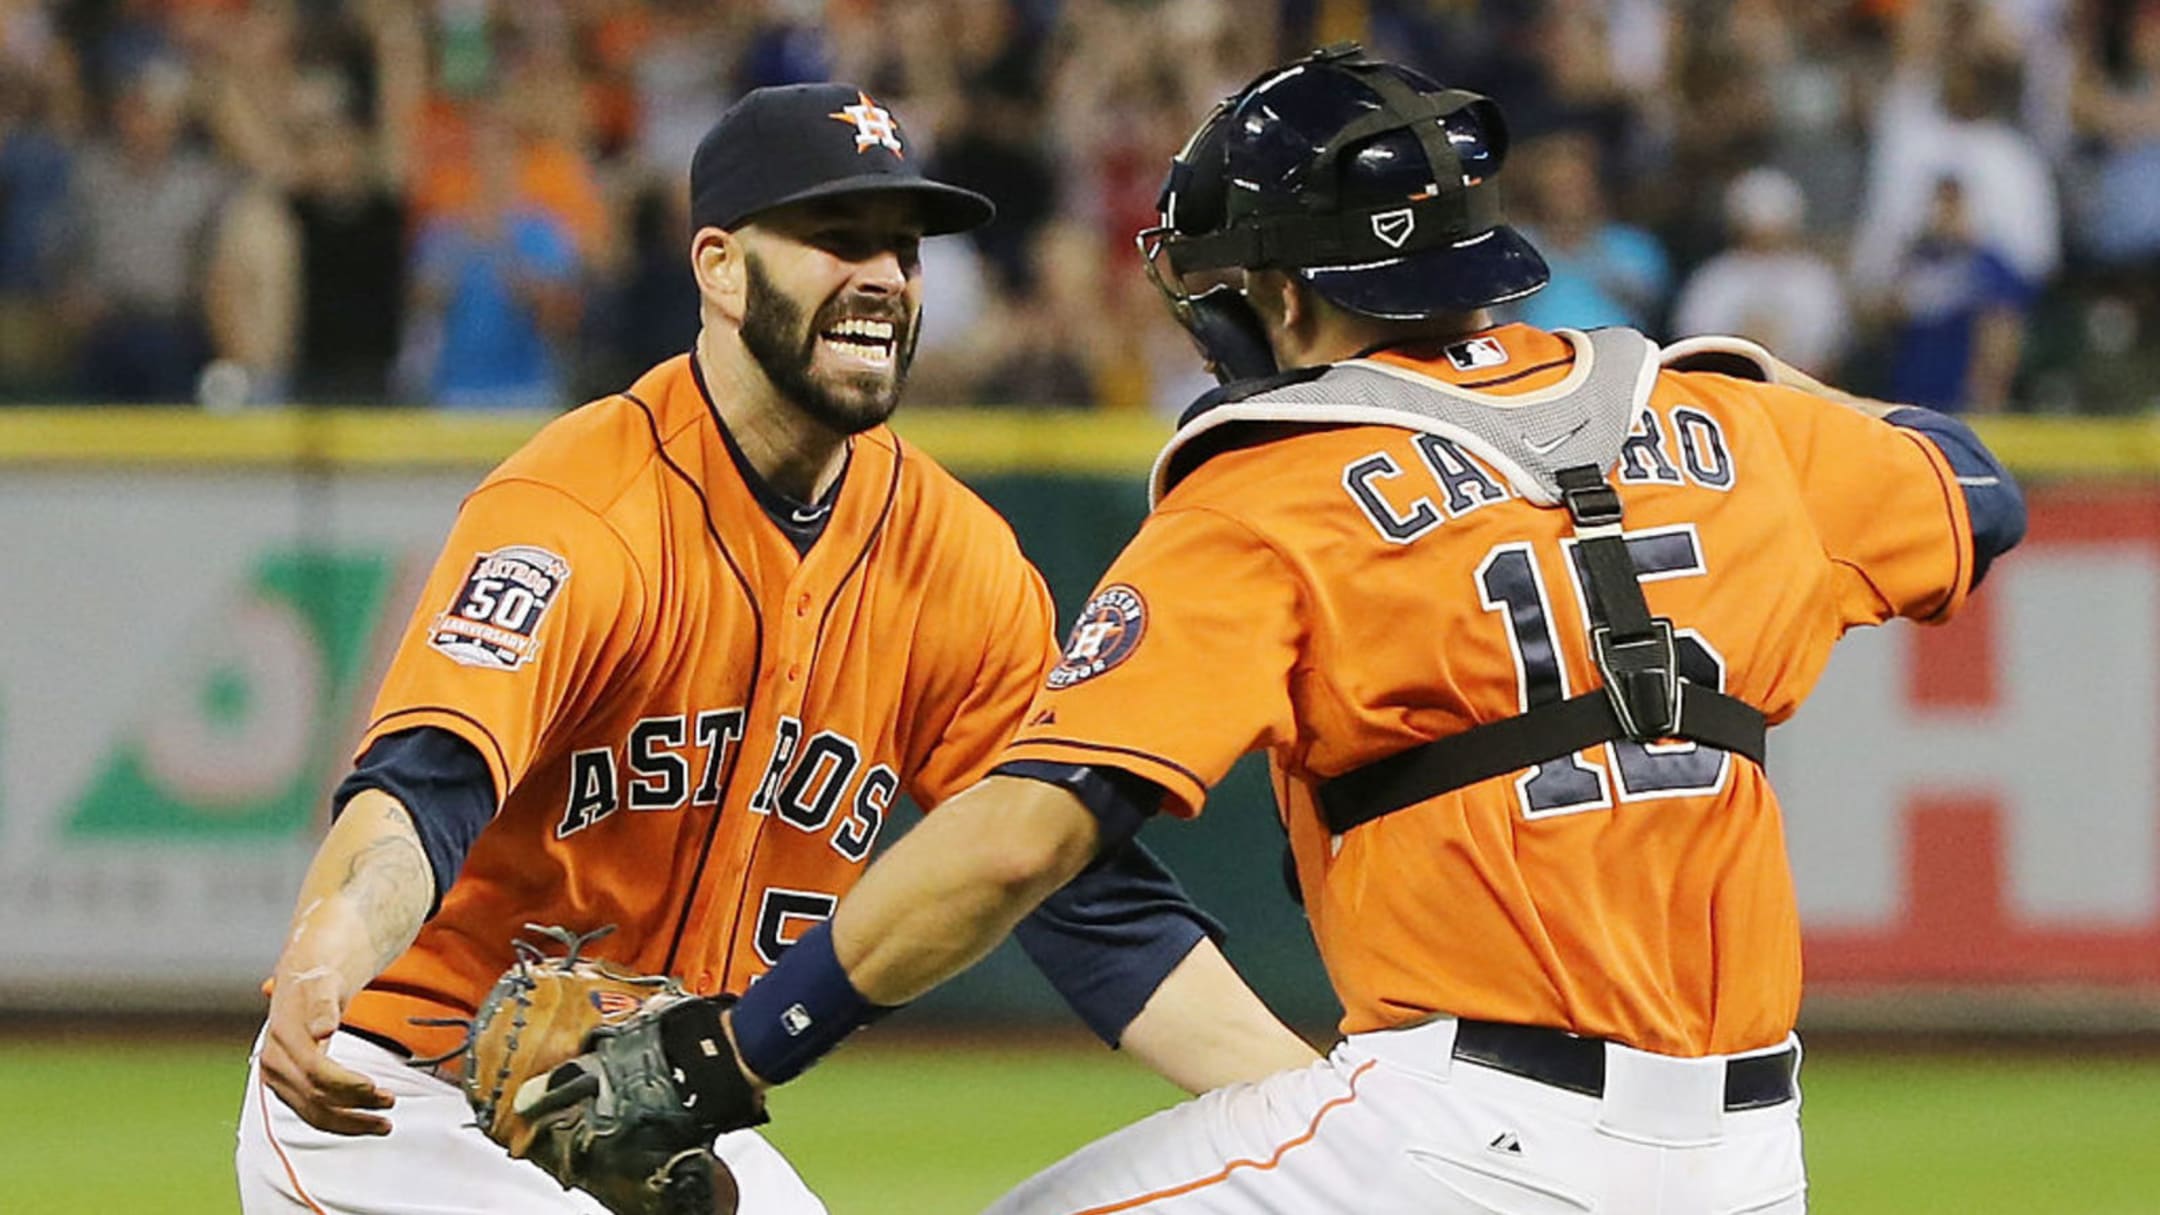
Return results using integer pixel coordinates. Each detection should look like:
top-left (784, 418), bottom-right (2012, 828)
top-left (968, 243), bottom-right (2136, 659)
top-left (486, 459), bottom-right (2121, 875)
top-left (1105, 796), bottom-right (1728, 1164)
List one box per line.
top-left (1138, 42), bottom-right (1550, 384)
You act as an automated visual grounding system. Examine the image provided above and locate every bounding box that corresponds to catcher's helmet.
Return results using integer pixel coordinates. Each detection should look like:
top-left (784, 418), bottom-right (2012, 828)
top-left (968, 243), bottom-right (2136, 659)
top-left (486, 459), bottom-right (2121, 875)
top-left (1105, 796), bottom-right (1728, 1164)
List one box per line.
top-left (1140, 43), bottom-right (1549, 382)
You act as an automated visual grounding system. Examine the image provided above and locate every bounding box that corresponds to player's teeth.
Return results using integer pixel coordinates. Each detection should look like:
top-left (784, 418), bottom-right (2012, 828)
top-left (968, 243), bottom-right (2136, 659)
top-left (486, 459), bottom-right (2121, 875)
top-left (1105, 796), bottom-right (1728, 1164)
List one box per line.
top-left (828, 319), bottom-right (894, 342)
top-left (824, 335), bottom-right (892, 362)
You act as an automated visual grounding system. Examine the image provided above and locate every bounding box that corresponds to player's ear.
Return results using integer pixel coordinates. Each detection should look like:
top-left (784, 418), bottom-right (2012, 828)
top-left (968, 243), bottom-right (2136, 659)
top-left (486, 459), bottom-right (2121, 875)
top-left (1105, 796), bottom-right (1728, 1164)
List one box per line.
top-left (1244, 269), bottom-right (1304, 353)
top-left (691, 226), bottom-right (747, 323)
top-left (1274, 273), bottom-right (1309, 336)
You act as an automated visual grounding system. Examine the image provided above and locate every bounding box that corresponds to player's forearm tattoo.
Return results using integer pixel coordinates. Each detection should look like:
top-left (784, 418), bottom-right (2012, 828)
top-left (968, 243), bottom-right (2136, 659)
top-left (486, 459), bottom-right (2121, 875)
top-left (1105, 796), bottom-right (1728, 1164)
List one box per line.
top-left (340, 806), bottom-right (433, 971)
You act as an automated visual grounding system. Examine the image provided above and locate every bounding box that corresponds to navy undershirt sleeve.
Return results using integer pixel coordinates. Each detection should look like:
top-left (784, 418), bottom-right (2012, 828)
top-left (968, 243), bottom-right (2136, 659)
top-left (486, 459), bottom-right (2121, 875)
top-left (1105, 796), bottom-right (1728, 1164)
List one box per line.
top-left (994, 760), bottom-right (1226, 1046)
top-left (993, 758), bottom-right (1162, 852)
top-left (1885, 406), bottom-right (2028, 588)
top-left (332, 726), bottom-right (498, 916)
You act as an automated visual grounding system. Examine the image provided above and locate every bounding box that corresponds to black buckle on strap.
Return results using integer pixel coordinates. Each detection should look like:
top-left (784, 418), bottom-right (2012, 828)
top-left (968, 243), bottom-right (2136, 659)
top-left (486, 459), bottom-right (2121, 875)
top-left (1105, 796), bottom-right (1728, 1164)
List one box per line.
top-left (1562, 464), bottom-right (1680, 742)
top-left (1558, 473), bottom-right (1623, 528)
top-left (1592, 619), bottom-right (1680, 740)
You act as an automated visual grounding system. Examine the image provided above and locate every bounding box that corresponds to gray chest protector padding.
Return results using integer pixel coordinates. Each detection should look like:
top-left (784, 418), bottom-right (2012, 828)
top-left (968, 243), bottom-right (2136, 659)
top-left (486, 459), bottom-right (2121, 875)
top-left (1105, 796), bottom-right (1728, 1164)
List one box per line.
top-left (1148, 327), bottom-right (1659, 507)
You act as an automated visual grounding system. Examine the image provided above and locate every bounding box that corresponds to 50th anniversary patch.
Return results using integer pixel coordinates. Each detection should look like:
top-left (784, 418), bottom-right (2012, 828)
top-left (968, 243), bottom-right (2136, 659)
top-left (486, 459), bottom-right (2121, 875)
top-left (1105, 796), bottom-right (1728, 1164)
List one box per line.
top-left (1048, 584), bottom-right (1147, 689)
top-left (429, 546), bottom-right (571, 671)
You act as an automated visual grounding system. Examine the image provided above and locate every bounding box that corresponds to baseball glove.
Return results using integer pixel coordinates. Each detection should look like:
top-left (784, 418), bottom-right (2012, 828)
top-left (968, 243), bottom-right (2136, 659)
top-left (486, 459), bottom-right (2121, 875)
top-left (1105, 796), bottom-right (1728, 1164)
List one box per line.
top-left (410, 924), bottom-right (740, 1215)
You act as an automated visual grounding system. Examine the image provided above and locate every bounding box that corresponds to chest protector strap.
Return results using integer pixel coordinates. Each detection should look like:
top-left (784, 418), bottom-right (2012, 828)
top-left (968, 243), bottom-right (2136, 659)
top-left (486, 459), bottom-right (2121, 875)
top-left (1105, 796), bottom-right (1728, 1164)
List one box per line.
top-left (1317, 464), bottom-right (1766, 836)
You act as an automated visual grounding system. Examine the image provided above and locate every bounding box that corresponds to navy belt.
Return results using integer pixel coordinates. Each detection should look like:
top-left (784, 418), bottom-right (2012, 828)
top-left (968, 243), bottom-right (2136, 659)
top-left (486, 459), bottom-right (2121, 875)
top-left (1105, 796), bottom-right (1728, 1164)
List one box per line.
top-left (1451, 1019), bottom-right (1797, 1112)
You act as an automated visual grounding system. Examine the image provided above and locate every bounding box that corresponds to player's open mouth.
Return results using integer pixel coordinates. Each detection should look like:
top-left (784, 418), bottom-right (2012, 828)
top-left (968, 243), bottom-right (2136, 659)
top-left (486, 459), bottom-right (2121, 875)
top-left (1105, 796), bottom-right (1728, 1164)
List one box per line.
top-left (820, 318), bottom-right (897, 368)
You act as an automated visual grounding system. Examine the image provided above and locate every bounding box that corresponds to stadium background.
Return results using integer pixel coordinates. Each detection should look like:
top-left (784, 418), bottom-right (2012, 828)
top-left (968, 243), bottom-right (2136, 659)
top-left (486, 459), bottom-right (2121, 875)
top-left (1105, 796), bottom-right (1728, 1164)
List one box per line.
top-left (3, 0), bottom-right (2159, 1210)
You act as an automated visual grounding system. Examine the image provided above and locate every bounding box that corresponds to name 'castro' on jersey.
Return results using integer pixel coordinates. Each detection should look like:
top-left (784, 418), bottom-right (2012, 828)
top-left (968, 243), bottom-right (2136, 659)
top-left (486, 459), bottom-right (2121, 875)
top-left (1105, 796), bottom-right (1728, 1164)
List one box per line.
top-left (1342, 403), bottom-right (1737, 545)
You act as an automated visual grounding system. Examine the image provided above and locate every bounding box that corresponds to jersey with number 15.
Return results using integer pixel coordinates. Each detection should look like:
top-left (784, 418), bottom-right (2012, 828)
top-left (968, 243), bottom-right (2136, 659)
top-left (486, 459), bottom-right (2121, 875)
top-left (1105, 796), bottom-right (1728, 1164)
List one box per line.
top-left (1003, 323), bottom-right (1977, 1059)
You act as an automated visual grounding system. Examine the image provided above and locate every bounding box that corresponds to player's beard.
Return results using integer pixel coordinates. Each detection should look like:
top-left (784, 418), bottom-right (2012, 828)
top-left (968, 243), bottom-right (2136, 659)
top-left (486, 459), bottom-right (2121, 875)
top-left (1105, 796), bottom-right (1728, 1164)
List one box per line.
top-left (739, 252), bottom-right (921, 436)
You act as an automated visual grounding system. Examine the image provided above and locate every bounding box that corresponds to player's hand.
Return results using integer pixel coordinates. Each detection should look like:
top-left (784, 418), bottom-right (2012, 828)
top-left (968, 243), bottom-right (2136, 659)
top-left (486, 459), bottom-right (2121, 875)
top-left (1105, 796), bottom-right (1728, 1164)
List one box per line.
top-left (259, 966), bottom-right (395, 1136)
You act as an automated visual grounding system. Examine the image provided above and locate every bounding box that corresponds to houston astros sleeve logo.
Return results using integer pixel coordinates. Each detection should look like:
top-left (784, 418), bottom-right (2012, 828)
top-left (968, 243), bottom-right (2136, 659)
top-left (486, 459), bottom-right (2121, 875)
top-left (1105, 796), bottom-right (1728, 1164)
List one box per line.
top-left (829, 90), bottom-right (904, 157)
top-left (429, 545), bottom-right (571, 671)
top-left (1048, 585), bottom-right (1148, 688)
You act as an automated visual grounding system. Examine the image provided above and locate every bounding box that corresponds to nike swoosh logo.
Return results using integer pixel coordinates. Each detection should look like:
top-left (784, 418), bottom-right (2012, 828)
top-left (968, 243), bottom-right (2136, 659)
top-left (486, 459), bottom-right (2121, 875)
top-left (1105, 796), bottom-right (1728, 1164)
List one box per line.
top-left (1525, 420), bottom-right (1590, 455)
top-left (790, 507), bottom-right (831, 524)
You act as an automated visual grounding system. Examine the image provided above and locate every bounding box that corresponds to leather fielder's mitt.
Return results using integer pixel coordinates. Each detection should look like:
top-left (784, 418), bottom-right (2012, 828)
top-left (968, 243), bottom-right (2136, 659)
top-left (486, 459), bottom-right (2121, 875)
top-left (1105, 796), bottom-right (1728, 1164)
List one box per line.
top-left (410, 924), bottom-right (741, 1215)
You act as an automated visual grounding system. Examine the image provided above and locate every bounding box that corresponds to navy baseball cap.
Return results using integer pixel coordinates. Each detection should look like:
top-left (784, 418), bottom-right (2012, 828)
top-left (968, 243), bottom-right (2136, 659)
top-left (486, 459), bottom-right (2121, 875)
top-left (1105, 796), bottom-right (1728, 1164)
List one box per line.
top-left (689, 84), bottom-right (994, 236)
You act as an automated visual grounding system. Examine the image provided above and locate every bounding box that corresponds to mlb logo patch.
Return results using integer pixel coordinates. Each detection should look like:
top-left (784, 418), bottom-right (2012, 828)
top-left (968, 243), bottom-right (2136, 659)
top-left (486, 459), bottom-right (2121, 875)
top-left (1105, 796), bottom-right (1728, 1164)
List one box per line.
top-left (1445, 337), bottom-right (1509, 372)
top-left (429, 545), bottom-right (571, 671)
top-left (589, 989), bottom-right (644, 1022)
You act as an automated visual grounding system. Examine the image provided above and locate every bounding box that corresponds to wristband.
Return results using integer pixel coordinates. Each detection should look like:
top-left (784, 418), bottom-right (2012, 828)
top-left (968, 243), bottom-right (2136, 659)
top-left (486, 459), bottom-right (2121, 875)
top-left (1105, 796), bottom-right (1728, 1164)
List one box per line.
top-left (729, 921), bottom-right (890, 1084)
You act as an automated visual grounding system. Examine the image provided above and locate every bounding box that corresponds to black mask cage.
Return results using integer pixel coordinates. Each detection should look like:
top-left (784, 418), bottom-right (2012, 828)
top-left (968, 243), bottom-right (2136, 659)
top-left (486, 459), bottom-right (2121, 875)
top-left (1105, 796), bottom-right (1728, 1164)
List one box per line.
top-left (1137, 95), bottom-right (1278, 384)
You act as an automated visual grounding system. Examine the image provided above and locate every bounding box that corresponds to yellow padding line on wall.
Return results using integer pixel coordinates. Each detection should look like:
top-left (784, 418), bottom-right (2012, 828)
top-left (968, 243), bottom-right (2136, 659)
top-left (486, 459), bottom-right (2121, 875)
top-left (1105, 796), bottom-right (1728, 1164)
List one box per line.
top-left (0, 407), bottom-right (1168, 476)
top-left (0, 406), bottom-right (2150, 479)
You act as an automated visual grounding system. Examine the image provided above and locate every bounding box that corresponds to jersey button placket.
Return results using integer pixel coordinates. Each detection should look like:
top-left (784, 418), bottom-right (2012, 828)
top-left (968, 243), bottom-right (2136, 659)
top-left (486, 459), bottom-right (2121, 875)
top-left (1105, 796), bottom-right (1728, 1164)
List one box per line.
top-left (734, 583), bottom-right (815, 984)
top-left (783, 583), bottom-right (817, 683)
top-left (786, 592), bottom-right (812, 681)
top-left (690, 581), bottom-right (815, 988)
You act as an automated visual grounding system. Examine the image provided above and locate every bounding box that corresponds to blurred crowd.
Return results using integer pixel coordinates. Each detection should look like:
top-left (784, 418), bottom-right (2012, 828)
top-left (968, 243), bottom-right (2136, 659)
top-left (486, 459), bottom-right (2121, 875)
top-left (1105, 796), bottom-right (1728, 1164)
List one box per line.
top-left (0, 0), bottom-right (2156, 413)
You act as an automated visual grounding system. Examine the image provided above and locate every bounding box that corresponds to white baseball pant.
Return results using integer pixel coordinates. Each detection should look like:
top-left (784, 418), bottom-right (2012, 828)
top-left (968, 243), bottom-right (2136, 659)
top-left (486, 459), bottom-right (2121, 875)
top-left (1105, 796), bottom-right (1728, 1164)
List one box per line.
top-left (235, 1028), bottom-right (827, 1214)
top-left (987, 1017), bottom-right (1806, 1214)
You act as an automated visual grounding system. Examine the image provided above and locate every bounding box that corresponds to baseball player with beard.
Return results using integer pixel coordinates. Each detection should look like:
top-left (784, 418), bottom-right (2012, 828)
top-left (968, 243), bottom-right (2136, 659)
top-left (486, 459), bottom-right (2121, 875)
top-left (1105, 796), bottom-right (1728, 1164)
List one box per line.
top-left (235, 83), bottom-right (1314, 1215)
top-left (511, 46), bottom-right (2028, 1215)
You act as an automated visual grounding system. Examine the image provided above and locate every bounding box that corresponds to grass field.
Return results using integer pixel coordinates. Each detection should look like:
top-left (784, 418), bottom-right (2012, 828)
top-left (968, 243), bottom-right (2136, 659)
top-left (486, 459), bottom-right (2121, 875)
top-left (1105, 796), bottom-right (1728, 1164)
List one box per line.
top-left (9, 1033), bottom-right (2158, 1212)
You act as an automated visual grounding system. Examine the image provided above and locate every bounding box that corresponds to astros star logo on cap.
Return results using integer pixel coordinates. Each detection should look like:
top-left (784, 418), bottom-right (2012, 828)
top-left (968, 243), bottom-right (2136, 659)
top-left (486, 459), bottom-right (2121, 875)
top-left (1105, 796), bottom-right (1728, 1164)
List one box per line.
top-left (829, 90), bottom-right (904, 158)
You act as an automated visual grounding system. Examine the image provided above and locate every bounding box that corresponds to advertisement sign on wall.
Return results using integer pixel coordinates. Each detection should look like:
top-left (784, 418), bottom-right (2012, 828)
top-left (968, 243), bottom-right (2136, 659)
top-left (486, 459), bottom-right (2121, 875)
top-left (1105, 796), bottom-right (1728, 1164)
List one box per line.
top-left (0, 469), bottom-right (469, 995)
top-left (1779, 489), bottom-right (2160, 989)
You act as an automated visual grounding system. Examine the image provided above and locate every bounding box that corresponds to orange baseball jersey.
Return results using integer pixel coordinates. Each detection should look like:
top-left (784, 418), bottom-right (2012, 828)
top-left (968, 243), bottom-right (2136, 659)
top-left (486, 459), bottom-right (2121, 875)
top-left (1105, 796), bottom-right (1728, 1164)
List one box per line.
top-left (343, 355), bottom-right (1056, 1059)
top-left (1005, 323), bottom-right (1974, 1058)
